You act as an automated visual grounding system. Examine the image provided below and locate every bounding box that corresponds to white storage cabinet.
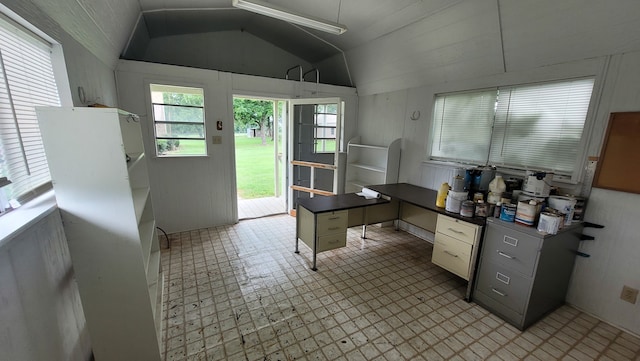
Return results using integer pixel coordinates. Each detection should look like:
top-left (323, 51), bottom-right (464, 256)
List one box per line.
top-left (345, 137), bottom-right (401, 193)
top-left (37, 107), bottom-right (163, 361)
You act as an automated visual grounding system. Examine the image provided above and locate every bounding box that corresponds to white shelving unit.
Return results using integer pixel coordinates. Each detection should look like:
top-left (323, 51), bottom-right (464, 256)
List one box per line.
top-left (345, 137), bottom-right (401, 193)
top-left (36, 107), bottom-right (163, 361)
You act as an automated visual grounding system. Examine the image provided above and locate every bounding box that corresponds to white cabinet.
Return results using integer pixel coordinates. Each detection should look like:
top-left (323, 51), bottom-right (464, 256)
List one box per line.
top-left (37, 107), bottom-right (163, 361)
top-left (345, 137), bottom-right (401, 193)
top-left (432, 214), bottom-right (482, 280)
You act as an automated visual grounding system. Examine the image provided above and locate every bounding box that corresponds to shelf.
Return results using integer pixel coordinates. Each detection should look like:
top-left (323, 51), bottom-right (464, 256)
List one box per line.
top-left (127, 152), bottom-right (145, 171)
top-left (348, 162), bottom-right (386, 173)
top-left (132, 187), bottom-right (150, 223)
top-left (349, 143), bottom-right (388, 151)
top-left (140, 220), bottom-right (156, 269)
top-left (147, 248), bottom-right (161, 282)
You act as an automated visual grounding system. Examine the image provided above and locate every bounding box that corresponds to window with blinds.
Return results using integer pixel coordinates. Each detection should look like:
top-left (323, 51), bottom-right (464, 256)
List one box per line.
top-left (430, 78), bottom-right (595, 179)
top-left (0, 16), bottom-right (60, 204)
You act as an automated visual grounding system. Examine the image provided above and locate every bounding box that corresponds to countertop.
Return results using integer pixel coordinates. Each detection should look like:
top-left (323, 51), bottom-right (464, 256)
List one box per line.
top-left (367, 183), bottom-right (486, 226)
top-left (296, 193), bottom-right (389, 214)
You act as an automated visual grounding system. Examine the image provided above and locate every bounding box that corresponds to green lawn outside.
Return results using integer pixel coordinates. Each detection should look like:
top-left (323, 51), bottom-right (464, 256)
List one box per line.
top-left (235, 134), bottom-right (275, 199)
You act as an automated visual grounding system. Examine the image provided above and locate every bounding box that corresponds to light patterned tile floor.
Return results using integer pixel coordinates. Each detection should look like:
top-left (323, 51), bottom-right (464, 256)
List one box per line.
top-left (160, 215), bottom-right (640, 361)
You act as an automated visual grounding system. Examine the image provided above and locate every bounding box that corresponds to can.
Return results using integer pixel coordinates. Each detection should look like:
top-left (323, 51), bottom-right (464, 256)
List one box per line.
top-left (499, 204), bottom-right (516, 222)
top-left (537, 212), bottom-right (562, 234)
top-left (473, 192), bottom-right (484, 202)
top-left (475, 201), bottom-right (489, 217)
top-left (460, 200), bottom-right (475, 217)
top-left (572, 196), bottom-right (587, 221)
top-left (515, 201), bottom-right (537, 226)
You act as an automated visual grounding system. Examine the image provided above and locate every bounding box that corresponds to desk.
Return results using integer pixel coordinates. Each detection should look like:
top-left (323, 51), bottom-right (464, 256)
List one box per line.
top-left (295, 183), bottom-right (487, 301)
top-left (295, 193), bottom-right (393, 271)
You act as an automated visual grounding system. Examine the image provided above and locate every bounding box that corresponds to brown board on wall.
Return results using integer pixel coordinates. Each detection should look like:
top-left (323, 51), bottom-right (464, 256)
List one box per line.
top-left (593, 112), bottom-right (640, 194)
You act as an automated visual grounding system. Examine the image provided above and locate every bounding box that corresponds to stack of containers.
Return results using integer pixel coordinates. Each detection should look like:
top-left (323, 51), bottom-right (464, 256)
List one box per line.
top-left (446, 174), bottom-right (468, 213)
top-left (488, 174), bottom-right (506, 218)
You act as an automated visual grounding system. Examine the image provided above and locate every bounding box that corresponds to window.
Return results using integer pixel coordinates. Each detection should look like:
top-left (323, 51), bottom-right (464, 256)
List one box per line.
top-left (314, 103), bottom-right (338, 153)
top-left (430, 78), bottom-right (595, 179)
top-left (0, 15), bottom-right (60, 205)
top-left (150, 84), bottom-right (206, 156)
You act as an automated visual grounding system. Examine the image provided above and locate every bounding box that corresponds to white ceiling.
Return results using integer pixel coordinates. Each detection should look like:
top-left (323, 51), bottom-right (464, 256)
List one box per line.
top-left (16, 0), bottom-right (640, 93)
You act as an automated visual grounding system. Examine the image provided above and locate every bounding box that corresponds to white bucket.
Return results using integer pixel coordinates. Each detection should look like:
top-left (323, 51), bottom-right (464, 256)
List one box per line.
top-left (547, 196), bottom-right (577, 226)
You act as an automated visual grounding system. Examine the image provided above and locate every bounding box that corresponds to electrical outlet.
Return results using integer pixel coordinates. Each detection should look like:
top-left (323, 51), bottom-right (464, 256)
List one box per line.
top-left (620, 285), bottom-right (638, 304)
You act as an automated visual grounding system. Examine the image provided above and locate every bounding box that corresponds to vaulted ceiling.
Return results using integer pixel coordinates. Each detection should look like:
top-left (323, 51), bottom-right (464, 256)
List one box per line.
top-left (12, 0), bottom-right (640, 94)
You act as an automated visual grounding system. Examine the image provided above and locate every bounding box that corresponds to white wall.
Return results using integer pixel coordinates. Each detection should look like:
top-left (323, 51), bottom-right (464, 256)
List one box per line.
top-left (0, 210), bottom-right (92, 361)
top-left (116, 60), bottom-right (357, 233)
top-left (354, 51), bottom-right (640, 335)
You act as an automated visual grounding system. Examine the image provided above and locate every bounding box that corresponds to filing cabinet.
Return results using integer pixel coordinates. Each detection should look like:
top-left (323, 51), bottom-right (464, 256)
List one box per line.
top-left (297, 207), bottom-right (348, 253)
top-left (473, 219), bottom-right (583, 330)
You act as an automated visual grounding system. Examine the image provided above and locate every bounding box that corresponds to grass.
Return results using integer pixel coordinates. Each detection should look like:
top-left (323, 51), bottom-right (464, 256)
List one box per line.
top-left (235, 134), bottom-right (275, 199)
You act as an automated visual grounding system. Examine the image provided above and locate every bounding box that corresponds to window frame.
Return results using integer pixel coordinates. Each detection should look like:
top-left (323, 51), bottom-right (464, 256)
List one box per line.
top-left (0, 13), bottom-right (62, 209)
top-left (313, 102), bottom-right (340, 154)
top-left (149, 83), bottom-right (207, 158)
top-left (428, 77), bottom-right (597, 183)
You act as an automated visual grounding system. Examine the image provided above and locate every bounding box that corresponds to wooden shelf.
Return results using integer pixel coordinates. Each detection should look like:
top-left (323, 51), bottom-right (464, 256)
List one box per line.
top-left (345, 137), bottom-right (401, 193)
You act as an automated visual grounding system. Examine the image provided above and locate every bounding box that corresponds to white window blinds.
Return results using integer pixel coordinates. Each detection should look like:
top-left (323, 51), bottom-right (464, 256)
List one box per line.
top-left (430, 89), bottom-right (497, 164)
top-left (489, 78), bottom-right (595, 175)
top-left (0, 16), bottom-right (60, 201)
top-left (430, 78), bottom-right (594, 178)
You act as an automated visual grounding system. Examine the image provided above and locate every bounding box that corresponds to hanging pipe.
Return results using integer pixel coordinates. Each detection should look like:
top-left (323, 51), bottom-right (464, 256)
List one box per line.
top-left (285, 65), bottom-right (303, 81)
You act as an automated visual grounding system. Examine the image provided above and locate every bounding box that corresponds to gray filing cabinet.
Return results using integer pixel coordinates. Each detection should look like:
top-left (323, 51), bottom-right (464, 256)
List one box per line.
top-left (473, 218), bottom-right (583, 330)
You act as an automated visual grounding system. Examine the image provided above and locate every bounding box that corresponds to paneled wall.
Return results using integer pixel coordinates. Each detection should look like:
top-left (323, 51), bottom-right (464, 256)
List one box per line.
top-left (116, 60), bottom-right (358, 233)
top-left (0, 210), bottom-right (91, 361)
top-left (355, 51), bottom-right (640, 335)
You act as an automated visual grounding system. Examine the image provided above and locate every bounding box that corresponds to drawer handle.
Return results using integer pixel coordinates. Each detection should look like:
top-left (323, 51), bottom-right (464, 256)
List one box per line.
top-left (328, 227), bottom-right (341, 231)
top-left (497, 251), bottom-right (516, 260)
top-left (491, 288), bottom-right (507, 297)
top-left (328, 216), bottom-right (341, 220)
top-left (444, 250), bottom-right (459, 258)
top-left (447, 227), bottom-right (465, 235)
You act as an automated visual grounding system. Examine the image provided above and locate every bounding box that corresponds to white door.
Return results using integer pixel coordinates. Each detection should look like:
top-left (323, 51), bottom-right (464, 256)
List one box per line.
top-left (288, 98), bottom-right (343, 213)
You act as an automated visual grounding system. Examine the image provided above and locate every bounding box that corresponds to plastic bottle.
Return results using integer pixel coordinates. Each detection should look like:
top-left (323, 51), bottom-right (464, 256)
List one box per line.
top-left (488, 174), bottom-right (507, 194)
top-left (436, 182), bottom-right (449, 208)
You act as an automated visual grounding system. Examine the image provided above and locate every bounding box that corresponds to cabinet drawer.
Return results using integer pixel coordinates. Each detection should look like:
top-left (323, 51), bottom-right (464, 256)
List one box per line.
top-left (475, 260), bottom-right (532, 314)
top-left (436, 215), bottom-right (478, 245)
top-left (483, 223), bottom-right (542, 276)
top-left (317, 232), bottom-right (347, 253)
top-left (316, 210), bottom-right (348, 236)
top-left (432, 233), bottom-right (473, 280)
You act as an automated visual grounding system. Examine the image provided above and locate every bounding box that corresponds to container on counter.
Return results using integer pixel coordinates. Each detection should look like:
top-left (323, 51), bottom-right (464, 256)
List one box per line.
top-left (547, 195), bottom-right (577, 226)
top-left (436, 182), bottom-right (450, 208)
top-left (515, 200), bottom-right (538, 226)
top-left (460, 200), bottom-right (475, 217)
top-left (475, 200), bottom-right (489, 217)
top-left (493, 202), bottom-right (502, 218)
top-left (446, 190), bottom-right (467, 213)
top-left (572, 196), bottom-right (587, 221)
top-left (537, 211), bottom-right (563, 234)
top-left (499, 203), bottom-right (517, 222)
top-left (473, 192), bottom-right (484, 202)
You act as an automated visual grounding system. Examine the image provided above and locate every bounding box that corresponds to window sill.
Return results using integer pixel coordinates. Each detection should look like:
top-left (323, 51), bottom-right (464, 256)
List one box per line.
top-left (0, 190), bottom-right (57, 249)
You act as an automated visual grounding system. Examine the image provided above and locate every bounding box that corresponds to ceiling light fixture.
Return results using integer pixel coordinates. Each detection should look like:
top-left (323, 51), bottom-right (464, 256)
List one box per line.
top-left (232, 0), bottom-right (347, 35)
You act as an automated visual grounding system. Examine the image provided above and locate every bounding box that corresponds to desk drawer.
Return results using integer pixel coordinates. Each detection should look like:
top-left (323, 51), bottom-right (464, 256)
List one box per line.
top-left (317, 232), bottom-right (347, 252)
top-left (475, 260), bottom-right (531, 314)
top-left (436, 215), bottom-right (478, 245)
top-left (483, 223), bottom-right (542, 276)
top-left (432, 233), bottom-right (472, 280)
top-left (316, 210), bottom-right (348, 236)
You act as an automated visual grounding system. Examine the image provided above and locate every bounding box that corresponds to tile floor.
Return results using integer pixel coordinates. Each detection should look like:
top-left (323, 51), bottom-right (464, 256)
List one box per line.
top-left (160, 215), bottom-right (640, 361)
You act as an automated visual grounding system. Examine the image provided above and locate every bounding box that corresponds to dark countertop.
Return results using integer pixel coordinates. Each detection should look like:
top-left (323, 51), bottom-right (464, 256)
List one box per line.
top-left (367, 183), bottom-right (486, 226)
top-left (297, 193), bottom-right (389, 214)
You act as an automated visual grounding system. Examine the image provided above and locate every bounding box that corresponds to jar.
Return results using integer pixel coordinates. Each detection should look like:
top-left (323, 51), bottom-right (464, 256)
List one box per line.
top-left (475, 200), bottom-right (488, 217)
top-left (460, 200), bottom-right (475, 217)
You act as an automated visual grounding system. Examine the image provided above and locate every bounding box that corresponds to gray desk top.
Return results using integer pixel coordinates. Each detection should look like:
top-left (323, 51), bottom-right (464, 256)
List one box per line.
top-left (367, 183), bottom-right (486, 226)
top-left (296, 193), bottom-right (389, 214)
